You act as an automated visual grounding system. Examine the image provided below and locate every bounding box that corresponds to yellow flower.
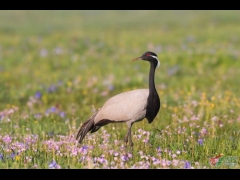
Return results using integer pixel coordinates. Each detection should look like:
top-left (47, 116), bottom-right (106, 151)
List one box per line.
top-left (210, 103), bottom-right (215, 109)
top-left (15, 155), bottom-right (20, 161)
top-left (67, 81), bottom-right (72, 87)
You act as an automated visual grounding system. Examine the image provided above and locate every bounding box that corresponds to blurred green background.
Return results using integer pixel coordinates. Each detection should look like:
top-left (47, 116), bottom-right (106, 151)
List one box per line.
top-left (0, 10), bottom-right (239, 115)
top-left (1, 10), bottom-right (240, 169)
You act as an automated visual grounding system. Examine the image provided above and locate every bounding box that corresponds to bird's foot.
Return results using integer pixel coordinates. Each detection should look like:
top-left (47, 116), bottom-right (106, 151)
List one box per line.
top-left (124, 136), bottom-right (128, 144)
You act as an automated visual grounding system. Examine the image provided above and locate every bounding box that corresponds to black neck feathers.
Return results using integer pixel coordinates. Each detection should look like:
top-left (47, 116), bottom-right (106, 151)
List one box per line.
top-left (145, 61), bottom-right (160, 123)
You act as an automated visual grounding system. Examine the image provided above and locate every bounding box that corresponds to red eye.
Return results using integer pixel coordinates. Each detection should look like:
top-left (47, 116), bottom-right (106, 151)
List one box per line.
top-left (147, 53), bottom-right (150, 56)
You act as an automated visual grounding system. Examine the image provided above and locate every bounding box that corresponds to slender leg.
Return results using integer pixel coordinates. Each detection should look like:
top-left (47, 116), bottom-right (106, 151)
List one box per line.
top-left (127, 127), bottom-right (134, 147)
top-left (126, 122), bottom-right (134, 147)
top-left (124, 122), bottom-right (135, 156)
top-left (124, 128), bottom-right (130, 155)
top-left (124, 130), bottom-right (129, 145)
top-left (128, 127), bottom-right (134, 158)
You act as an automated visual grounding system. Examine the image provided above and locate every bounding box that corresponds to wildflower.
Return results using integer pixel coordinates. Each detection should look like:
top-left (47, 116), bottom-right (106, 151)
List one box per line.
top-left (153, 159), bottom-right (160, 165)
top-left (34, 113), bottom-right (42, 119)
top-left (45, 106), bottom-right (57, 115)
top-left (142, 138), bottom-right (149, 143)
top-left (79, 156), bottom-right (86, 162)
top-left (82, 145), bottom-right (88, 150)
top-left (127, 153), bottom-right (132, 158)
top-left (80, 145), bottom-right (88, 155)
top-left (0, 153), bottom-right (4, 161)
top-left (59, 111), bottom-right (65, 118)
top-left (25, 156), bottom-right (32, 163)
top-left (15, 155), bottom-right (20, 161)
top-left (200, 127), bottom-right (207, 135)
top-left (156, 146), bottom-right (161, 152)
top-left (10, 151), bottom-right (15, 160)
top-left (49, 160), bottom-right (61, 169)
top-left (211, 116), bottom-right (218, 121)
top-left (114, 140), bottom-right (119, 145)
top-left (151, 156), bottom-right (157, 162)
top-left (53, 47), bottom-right (63, 55)
top-left (172, 159), bottom-right (179, 166)
top-left (191, 100), bottom-right (198, 107)
top-left (176, 150), bottom-right (181, 154)
top-left (121, 155), bottom-right (129, 162)
top-left (101, 91), bottom-right (108, 96)
top-left (108, 150), bottom-right (113, 155)
top-left (98, 155), bottom-right (107, 164)
top-left (139, 151), bottom-right (144, 156)
top-left (39, 48), bottom-right (48, 57)
top-left (47, 85), bottom-right (57, 93)
top-left (108, 84), bottom-right (114, 91)
top-left (166, 160), bottom-right (172, 166)
top-left (184, 161), bottom-right (191, 169)
top-left (2, 135), bottom-right (12, 144)
top-left (49, 107), bottom-right (57, 113)
top-left (198, 139), bottom-right (203, 146)
top-left (191, 115), bottom-right (200, 121)
top-left (136, 135), bottom-right (142, 139)
top-left (35, 92), bottom-right (42, 99)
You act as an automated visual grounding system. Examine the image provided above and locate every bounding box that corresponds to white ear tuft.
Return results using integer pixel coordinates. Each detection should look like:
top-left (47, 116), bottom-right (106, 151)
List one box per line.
top-left (150, 55), bottom-right (160, 68)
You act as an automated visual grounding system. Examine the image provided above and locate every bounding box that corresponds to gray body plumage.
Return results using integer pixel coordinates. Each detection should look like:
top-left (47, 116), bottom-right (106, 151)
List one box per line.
top-left (95, 89), bottom-right (148, 124)
top-left (76, 89), bottom-right (149, 143)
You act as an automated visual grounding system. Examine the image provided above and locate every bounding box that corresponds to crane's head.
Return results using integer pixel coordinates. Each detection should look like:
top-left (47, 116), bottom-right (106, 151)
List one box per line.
top-left (132, 51), bottom-right (160, 68)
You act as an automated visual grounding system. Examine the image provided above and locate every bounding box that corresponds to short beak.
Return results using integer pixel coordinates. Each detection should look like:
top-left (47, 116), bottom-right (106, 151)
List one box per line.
top-left (132, 57), bottom-right (141, 61)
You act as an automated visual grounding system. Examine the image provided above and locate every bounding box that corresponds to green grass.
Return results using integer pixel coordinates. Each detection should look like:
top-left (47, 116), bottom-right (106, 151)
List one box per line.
top-left (0, 10), bottom-right (239, 169)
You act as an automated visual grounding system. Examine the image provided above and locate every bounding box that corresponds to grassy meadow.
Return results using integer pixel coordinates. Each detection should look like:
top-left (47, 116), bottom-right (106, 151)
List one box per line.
top-left (0, 10), bottom-right (240, 169)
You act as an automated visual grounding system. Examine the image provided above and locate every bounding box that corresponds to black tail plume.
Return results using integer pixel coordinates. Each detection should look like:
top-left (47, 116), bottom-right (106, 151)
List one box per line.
top-left (76, 111), bottom-right (98, 144)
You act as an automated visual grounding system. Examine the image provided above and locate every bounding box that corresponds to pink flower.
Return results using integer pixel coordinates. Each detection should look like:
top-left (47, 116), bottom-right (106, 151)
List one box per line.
top-left (2, 135), bottom-right (12, 144)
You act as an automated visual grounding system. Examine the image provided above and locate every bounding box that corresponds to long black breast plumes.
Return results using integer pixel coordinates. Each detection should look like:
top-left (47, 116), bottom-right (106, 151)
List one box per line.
top-left (144, 52), bottom-right (160, 123)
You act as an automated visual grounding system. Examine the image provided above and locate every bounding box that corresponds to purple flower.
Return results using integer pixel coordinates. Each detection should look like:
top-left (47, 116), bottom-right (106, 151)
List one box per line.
top-left (35, 92), bottom-right (42, 99)
top-left (10, 151), bottom-right (15, 160)
top-left (46, 107), bottom-right (57, 115)
top-left (198, 139), bottom-right (203, 146)
top-left (121, 155), bottom-right (129, 162)
top-left (34, 113), bottom-right (42, 119)
top-left (184, 161), bottom-right (191, 169)
top-left (156, 146), bottom-right (162, 152)
top-left (108, 85), bottom-right (114, 91)
top-left (80, 146), bottom-right (88, 154)
top-left (79, 156), bottom-right (86, 162)
top-left (49, 160), bottom-right (61, 169)
top-left (2, 135), bottom-right (12, 144)
top-left (0, 153), bottom-right (4, 161)
top-left (47, 85), bottom-right (57, 93)
top-left (98, 156), bottom-right (107, 164)
top-left (59, 111), bottom-right (65, 118)
top-left (82, 145), bottom-right (88, 150)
